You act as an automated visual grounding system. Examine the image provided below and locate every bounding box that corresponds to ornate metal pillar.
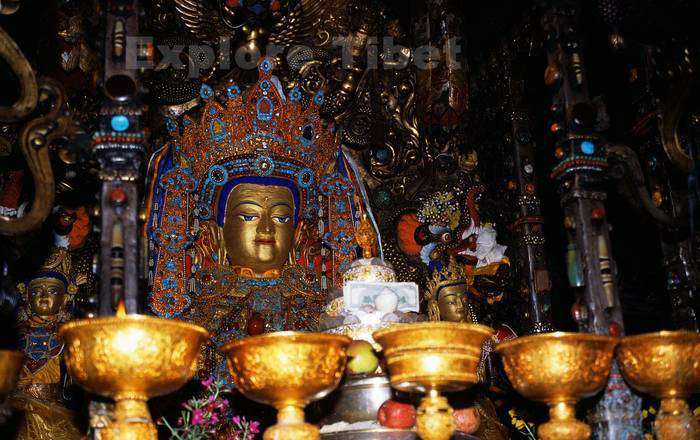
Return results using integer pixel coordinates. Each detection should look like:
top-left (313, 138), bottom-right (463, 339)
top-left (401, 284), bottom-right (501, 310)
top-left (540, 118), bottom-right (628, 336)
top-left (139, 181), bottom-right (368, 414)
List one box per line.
top-left (95, 0), bottom-right (146, 315)
top-left (543, 6), bottom-right (642, 438)
top-left (508, 79), bottom-right (554, 334)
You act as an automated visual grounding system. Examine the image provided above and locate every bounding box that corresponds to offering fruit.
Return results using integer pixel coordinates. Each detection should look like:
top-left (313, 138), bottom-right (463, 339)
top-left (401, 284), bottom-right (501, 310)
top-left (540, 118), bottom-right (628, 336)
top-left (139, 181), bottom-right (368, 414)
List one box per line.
top-left (377, 400), bottom-right (416, 429)
top-left (454, 407), bottom-right (481, 434)
top-left (346, 340), bottom-right (379, 374)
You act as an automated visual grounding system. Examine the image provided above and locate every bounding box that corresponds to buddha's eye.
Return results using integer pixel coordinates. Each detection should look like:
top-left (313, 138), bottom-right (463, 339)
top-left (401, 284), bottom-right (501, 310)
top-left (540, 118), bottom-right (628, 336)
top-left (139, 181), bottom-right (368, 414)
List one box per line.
top-left (273, 215), bottom-right (291, 224)
top-left (239, 214), bottom-right (259, 222)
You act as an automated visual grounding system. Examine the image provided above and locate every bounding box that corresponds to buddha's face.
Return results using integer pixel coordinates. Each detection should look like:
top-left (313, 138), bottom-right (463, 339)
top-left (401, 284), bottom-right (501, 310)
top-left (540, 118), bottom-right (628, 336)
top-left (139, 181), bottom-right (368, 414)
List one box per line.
top-left (223, 183), bottom-right (295, 274)
top-left (28, 277), bottom-right (67, 317)
top-left (437, 283), bottom-right (472, 323)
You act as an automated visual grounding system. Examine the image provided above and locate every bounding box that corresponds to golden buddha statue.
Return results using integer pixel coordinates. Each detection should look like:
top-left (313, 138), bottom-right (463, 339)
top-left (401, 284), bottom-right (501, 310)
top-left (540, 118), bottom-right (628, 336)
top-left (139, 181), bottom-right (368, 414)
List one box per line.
top-left (11, 247), bottom-right (82, 440)
top-left (425, 257), bottom-right (479, 323)
top-left (145, 58), bottom-right (378, 379)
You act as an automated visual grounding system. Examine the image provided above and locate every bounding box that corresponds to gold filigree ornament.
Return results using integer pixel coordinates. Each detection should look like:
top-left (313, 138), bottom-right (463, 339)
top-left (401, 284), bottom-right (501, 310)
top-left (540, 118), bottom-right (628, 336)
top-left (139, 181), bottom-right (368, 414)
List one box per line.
top-left (58, 314), bottom-right (209, 440)
top-left (373, 322), bottom-right (493, 440)
top-left (220, 331), bottom-right (351, 440)
top-left (496, 332), bottom-right (617, 440)
top-left (616, 330), bottom-right (700, 440)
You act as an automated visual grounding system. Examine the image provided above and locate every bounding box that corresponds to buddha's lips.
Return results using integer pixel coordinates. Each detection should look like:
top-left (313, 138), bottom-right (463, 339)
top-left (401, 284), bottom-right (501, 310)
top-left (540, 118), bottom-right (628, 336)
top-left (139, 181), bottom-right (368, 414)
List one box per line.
top-left (254, 238), bottom-right (276, 245)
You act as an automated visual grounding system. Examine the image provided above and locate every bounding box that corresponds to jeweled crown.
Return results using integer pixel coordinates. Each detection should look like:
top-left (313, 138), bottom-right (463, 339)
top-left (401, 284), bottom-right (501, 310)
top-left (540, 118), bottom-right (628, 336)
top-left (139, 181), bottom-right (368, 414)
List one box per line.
top-left (165, 57), bottom-right (337, 222)
top-left (425, 257), bottom-right (467, 302)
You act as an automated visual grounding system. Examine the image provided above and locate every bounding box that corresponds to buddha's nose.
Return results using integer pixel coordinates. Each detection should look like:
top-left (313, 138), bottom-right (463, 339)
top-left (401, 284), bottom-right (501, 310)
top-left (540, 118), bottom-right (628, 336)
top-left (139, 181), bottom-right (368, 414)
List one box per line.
top-left (257, 213), bottom-right (273, 234)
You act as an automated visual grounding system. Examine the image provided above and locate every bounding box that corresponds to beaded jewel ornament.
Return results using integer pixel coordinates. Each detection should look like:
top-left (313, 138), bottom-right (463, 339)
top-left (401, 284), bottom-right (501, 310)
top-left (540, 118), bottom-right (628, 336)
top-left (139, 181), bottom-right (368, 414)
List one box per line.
top-left (145, 58), bottom-right (375, 318)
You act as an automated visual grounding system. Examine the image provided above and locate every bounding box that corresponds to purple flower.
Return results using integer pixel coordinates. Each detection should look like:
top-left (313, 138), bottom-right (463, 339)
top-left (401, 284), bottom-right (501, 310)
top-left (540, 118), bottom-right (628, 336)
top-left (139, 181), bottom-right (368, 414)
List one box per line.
top-left (191, 409), bottom-right (205, 426)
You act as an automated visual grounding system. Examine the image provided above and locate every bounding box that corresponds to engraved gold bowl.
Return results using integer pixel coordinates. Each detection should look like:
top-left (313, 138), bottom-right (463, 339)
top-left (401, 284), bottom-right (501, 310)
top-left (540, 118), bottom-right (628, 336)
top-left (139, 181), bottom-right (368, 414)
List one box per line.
top-left (373, 322), bottom-right (494, 440)
top-left (616, 330), bottom-right (700, 440)
top-left (221, 331), bottom-right (352, 440)
top-left (59, 315), bottom-right (209, 440)
top-left (495, 332), bottom-right (617, 440)
top-left (0, 350), bottom-right (23, 399)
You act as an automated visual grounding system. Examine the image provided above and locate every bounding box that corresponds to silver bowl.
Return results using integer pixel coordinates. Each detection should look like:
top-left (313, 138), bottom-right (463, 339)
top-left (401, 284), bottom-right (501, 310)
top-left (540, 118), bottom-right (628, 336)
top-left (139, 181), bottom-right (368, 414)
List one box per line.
top-left (322, 374), bottom-right (395, 425)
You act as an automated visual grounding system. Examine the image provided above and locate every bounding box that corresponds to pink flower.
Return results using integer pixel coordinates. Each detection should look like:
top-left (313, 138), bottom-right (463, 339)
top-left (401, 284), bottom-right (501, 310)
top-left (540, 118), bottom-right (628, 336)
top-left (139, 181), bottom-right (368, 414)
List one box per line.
top-left (210, 412), bottom-right (219, 425)
top-left (249, 421), bottom-right (261, 434)
top-left (191, 409), bottom-right (205, 426)
top-left (177, 417), bottom-right (183, 426)
top-left (232, 415), bottom-right (241, 425)
top-left (201, 376), bottom-right (215, 387)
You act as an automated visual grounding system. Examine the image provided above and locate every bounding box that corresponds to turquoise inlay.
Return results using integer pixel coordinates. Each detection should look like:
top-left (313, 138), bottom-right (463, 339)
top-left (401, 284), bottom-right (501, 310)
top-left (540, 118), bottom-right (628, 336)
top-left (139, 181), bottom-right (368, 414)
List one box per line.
top-left (111, 115), bottom-right (129, 132)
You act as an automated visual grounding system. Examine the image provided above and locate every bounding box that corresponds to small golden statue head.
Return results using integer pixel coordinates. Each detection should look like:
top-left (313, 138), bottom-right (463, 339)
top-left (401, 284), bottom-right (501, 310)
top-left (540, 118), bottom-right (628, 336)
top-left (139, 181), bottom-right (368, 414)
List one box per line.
top-left (17, 248), bottom-right (77, 323)
top-left (425, 258), bottom-right (476, 323)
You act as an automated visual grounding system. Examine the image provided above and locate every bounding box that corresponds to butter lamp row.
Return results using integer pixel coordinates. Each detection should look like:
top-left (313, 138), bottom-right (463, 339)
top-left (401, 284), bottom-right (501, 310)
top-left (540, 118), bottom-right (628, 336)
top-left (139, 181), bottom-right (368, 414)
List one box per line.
top-left (0, 315), bottom-right (697, 440)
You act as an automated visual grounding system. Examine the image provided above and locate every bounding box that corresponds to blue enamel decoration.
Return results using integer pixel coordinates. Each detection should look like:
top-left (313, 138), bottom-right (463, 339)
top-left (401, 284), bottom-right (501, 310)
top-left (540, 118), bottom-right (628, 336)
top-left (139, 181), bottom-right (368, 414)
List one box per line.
top-left (227, 84), bottom-right (241, 98)
top-left (207, 164), bottom-right (229, 185)
top-left (313, 90), bottom-right (325, 105)
top-left (254, 155), bottom-right (275, 176)
top-left (297, 168), bottom-right (314, 188)
top-left (200, 84), bottom-right (214, 99)
top-left (289, 87), bottom-right (302, 103)
top-left (165, 118), bottom-right (177, 132)
top-left (260, 57), bottom-right (273, 72)
top-left (210, 118), bottom-right (227, 142)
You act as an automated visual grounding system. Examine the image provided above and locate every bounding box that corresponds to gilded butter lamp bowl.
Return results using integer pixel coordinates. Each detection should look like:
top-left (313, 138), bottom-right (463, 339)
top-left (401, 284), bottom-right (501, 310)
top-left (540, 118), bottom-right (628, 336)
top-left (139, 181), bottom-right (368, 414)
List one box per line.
top-left (0, 350), bottom-right (23, 399)
top-left (616, 330), bottom-right (700, 440)
top-left (495, 332), bottom-right (617, 440)
top-left (373, 322), bottom-right (494, 440)
top-left (221, 331), bottom-right (351, 440)
top-left (58, 314), bottom-right (209, 440)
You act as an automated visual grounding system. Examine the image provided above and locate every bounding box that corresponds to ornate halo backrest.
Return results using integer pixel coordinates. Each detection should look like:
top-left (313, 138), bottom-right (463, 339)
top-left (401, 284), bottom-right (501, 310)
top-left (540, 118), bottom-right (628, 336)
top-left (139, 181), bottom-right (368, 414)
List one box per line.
top-left (146, 58), bottom-right (375, 318)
